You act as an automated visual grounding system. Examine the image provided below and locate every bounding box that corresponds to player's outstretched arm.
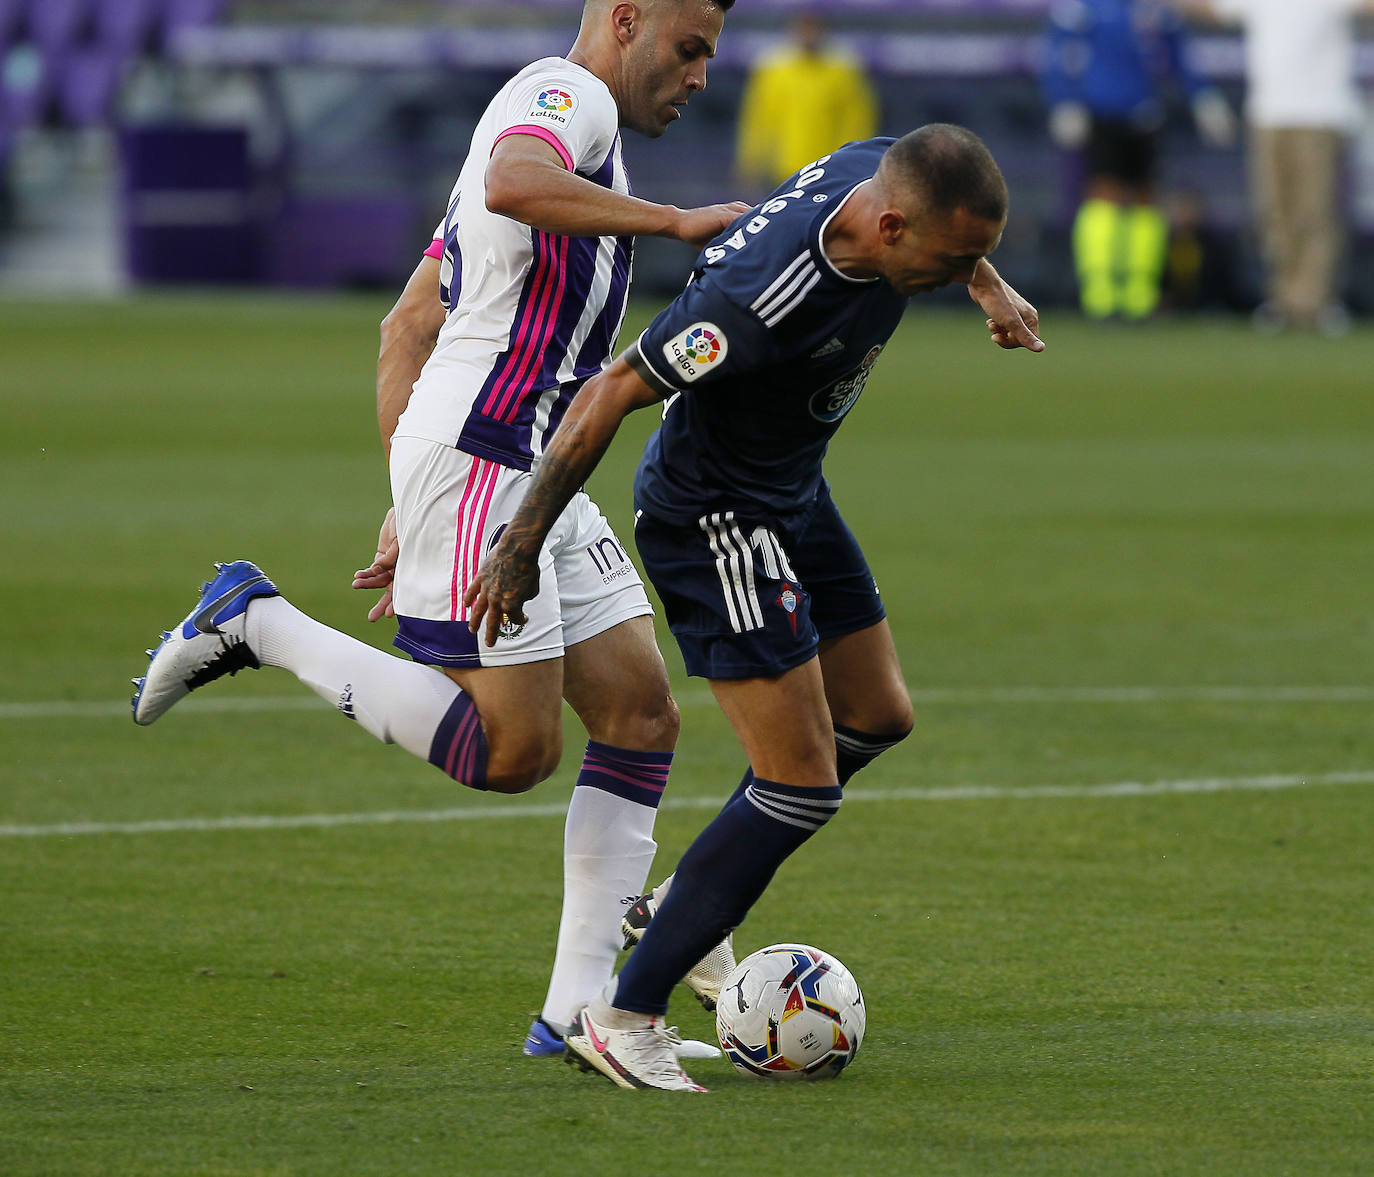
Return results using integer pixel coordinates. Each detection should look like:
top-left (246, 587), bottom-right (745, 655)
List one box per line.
top-left (486, 134), bottom-right (749, 247)
top-left (464, 357), bottom-right (661, 648)
top-left (968, 259), bottom-right (1045, 352)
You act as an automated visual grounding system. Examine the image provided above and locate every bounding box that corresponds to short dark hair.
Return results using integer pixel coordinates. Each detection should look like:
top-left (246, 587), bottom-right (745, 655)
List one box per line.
top-left (880, 124), bottom-right (1007, 225)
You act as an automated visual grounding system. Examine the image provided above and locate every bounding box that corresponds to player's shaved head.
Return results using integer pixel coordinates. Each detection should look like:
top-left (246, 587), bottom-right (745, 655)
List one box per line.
top-left (582, 0), bottom-right (733, 15)
top-left (573, 0), bottom-right (729, 137)
top-left (878, 124), bottom-right (1007, 228)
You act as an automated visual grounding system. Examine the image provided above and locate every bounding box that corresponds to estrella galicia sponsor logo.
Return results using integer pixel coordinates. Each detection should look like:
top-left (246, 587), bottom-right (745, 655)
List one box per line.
top-left (526, 86), bottom-right (576, 128)
top-left (662, 322), bottom-right (727, 383)
top-left (809, 344), bottom-right (884, 422)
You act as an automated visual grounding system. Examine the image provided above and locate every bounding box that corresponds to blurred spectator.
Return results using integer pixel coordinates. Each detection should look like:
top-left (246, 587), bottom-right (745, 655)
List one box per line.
top-left (735, 12), bottom-right (877, 195)
top-left (1042, 0), bottom-right (1235, 320)
top-left (1180, 0), bottom-right (1374, 333)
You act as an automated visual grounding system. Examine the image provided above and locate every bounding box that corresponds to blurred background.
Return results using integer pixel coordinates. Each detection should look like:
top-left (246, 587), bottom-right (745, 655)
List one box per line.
top-left (0, 0), bottom-right (1371, 317)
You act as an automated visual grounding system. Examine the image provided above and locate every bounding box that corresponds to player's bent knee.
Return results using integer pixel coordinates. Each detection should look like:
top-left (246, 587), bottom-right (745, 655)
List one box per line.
top-left (645, 691), bottom-right (681, 748)
top-left (857, 697), bottom-right (915, 740)
top-left (483, 761), bottom-right (550, 795)
top-left (579, 686), bottom-right (680, 754)
top-left (483, 738), bottom-right (561, 795)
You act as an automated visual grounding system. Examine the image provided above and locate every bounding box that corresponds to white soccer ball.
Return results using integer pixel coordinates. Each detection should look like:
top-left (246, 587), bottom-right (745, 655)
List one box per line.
top-left (715, 943), bottom-right (865, 1080)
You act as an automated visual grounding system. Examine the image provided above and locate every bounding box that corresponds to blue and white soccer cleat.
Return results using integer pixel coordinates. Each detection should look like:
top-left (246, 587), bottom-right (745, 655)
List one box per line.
top-left (523, 1017), bottom-right (565, 1057)
top-left (131, 560), bottom-right (279, 726)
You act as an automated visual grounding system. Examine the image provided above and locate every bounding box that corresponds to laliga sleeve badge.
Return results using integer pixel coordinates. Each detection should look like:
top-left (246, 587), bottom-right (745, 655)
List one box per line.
top-left (662, 322), bottom-right (728, 383)
top-left (526, 85), bottom-right (577, 128)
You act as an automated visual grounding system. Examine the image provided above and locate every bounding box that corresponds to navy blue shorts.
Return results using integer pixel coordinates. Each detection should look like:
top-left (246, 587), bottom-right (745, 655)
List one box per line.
top-left (634, 485), bottom-right (886, 680)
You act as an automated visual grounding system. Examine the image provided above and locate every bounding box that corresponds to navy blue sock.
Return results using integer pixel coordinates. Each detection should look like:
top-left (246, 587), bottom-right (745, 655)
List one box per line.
top-left (613, 777), bottom-right (843, 1015)
top-left (834, 722), bottom-right (910, 785)
top-left (714, 723), bottom-right (909, 815)
top-left (427, 691), bottom-right (488, 790)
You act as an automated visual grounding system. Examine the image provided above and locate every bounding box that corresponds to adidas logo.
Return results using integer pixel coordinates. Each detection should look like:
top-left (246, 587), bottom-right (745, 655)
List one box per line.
top-left (809, 337), bottom-right (844, 359)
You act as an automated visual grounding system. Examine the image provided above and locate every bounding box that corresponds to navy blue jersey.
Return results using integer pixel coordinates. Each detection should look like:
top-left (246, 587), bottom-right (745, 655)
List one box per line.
top-left (628, 139), bottom-right (908, 524)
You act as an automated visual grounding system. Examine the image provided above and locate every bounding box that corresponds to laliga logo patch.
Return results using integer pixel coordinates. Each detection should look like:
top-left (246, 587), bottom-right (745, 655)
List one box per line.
top-left (809, 344), bottom-right (884, 423)
top-left (663, 322), bottom-right (727, 383)
top-left (527, 87), bottom-right (576, 127)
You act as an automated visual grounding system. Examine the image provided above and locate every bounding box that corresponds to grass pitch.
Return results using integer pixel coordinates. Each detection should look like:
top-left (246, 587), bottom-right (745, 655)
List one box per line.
top-left (2, 295), bottom-right (1373, 1175)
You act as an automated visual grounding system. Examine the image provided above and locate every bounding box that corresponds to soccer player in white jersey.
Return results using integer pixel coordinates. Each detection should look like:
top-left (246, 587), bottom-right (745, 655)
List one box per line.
top-left (133, 0), bottom-right (746, 1060)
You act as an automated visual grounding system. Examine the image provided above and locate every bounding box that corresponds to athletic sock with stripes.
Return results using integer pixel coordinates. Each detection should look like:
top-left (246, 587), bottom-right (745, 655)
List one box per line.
top-left (611, 777), bottom-right (843, 1016)
top-left (538, 741), bottom-right (667, 1033)
top-left (247, 596), bottom-right (488, 788)
top-left (834, 722), bottom-right (911, 785)
top-left (714, 722), bottom-right (910, 813)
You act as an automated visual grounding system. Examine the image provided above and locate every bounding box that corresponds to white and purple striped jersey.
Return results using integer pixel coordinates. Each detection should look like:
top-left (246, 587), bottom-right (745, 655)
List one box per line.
top-left (629, 139), bottom-right (908, 525)
top-left (395, 58), bottom-right (633, 471)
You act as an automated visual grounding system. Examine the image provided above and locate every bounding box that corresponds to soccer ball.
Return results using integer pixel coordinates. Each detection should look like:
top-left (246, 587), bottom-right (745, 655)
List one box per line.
top-left (714, 943), bottom-right (865, 1080)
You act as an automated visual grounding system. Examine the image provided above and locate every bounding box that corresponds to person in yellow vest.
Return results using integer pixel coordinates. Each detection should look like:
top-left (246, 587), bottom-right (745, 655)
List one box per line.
top-left (1042, 0), bottom-right (1235, 320)
top-left (735, 13), bottom-right (878, 194)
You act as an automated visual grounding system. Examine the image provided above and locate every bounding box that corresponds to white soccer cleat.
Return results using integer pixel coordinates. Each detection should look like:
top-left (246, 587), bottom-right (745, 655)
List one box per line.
top-left (524, 1014), bottom-right (718, 1061)
top-left (621, 878), bottom-right (737, 1012)
top-left (131, 560), bottom-right (279, 726)
top-left (668, 1032), bottom-right (722, 1061)
top-left (563, 999), bottom-right (709, 1092)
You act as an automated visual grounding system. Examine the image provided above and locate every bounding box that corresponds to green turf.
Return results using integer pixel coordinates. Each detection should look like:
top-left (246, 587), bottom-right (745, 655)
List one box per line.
top-left (3, 295), bottom-right (1373, 1175)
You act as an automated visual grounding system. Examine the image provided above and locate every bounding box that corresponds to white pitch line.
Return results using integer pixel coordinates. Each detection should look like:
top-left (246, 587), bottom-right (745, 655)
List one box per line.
top-left (5, 685), bottom-right (1374, 721)
top-left (3, 770), bottom-right (1371, 839)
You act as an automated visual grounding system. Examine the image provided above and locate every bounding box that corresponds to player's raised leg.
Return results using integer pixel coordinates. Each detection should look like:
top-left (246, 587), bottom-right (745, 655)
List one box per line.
top-left (133, 560), bottom-right (566, 794)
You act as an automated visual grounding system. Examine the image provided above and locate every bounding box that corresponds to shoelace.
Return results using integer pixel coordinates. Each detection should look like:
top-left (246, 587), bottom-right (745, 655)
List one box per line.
top-left (186, 636), bottom-right (257, 689)
top-left (622, 1023), bottom-right (695, 1084)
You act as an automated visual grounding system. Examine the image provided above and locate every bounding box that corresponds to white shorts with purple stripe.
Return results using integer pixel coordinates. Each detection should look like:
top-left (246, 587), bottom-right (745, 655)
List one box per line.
top-left (388, 436), bottom-right (653, 668)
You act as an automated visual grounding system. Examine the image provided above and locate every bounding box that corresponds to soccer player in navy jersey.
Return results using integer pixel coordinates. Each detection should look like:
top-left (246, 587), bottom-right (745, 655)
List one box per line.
top-left (466, 124), bottom-right (1044, 1090)
top-left (133, 1), bottom-right (747, 1061)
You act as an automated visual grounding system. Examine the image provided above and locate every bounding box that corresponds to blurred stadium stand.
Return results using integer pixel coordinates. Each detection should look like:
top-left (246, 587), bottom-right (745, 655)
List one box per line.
top-left (1, 0), bottom-right (1371, 310)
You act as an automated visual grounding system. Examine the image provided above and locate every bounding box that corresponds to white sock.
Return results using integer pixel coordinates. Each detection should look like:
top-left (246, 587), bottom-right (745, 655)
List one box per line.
top-left (539, 786), bottom-right (658, 1033)
top-left (587, 979), bottom-right (653, 1029)
top-left (246, 596), bottom-right (461, 761)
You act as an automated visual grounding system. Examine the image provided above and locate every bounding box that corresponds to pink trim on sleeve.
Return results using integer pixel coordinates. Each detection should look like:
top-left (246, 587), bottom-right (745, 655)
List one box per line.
top-left (423, 237), bottom-right (443, 259)
top-left (492, 124), bottom-right (574, 171)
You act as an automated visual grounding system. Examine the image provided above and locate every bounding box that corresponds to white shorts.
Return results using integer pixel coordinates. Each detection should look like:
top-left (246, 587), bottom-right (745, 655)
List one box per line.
top-left (388, 435), bottom-right (653, 668)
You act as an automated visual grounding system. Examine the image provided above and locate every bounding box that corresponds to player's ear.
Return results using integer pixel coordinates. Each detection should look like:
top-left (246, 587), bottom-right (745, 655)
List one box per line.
top-left (611, 1), bottom-right (639, 44)
top-left (877, 208), bottom-right (907, 246)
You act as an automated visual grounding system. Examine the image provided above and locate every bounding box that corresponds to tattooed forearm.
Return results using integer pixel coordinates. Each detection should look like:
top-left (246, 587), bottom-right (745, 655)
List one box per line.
top-left (508, 418), bottom-right (613, 550)
top-left (464, 359), bottom-right (657, 641)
